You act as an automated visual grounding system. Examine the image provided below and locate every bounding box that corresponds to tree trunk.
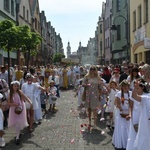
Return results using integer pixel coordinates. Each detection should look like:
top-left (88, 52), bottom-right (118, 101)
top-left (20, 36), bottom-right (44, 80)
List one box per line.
top-left (7, 46), bottom-right (10, 87)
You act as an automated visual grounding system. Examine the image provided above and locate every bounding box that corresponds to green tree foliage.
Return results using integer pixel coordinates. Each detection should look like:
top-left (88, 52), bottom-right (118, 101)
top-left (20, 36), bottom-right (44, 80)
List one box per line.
top-left (0, 19), bottom-right (42, 84)
top-left (53, 53), bottom-right (65, 64)
top-left (0, 20), bottom-right (20, 50)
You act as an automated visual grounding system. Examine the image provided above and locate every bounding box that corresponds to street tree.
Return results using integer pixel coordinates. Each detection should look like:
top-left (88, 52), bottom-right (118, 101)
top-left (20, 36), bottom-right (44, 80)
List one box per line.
top-left (18, 25), bottom-right (42, 68)
top-left (53, 53), bottom-right (65, 64)
top-left (0, 19), bottom-right (20, 86)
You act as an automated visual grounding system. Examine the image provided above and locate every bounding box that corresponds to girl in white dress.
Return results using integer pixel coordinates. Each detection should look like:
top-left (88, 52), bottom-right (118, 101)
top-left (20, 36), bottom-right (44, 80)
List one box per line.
top-left (74, 79), bottom-right (84, 108)
top-left (47, 80), bottom-right (57, 113)
top-left (21, 74), bottom-right (45, 132)
top-left (112, 80), bottom-right (132, 149)
top-left (127, 79), bottom-right (149, 150)
top-left (33, 75), bottom-right (42, 124)
top-left (132, 80), bottom-right (150, 150)
top-left (105, 81), bottom-right (119, 128)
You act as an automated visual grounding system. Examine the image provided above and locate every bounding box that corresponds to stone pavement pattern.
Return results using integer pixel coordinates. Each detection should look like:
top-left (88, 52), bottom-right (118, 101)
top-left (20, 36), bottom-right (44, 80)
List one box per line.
top-left (3, 89), bottom-right (114, 150)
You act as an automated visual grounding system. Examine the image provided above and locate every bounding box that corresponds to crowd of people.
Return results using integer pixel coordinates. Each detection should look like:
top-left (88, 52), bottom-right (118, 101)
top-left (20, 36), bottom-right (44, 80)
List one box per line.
top-left (0, 63), bottom-right (82, 147)
top-left (0, 61), bottom-right (149, 149)
top-left (73, 61), bottom-right (150, 150)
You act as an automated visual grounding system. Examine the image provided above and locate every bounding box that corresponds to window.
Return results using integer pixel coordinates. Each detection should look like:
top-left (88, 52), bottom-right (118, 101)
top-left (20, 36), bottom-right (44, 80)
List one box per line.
top-left (117, 25), bottom-right (121, 40)
top-left (133, 10), bottom-right (136, 31)
top-left (35, 18), bottom-right (37, 30)
top-left (105, 39), bottom-right (107, 48)
top-left (27, 10), bottom-right (29, 22)
top-left (4, 0), bottom-right (10, 12)
top-left (100, 24), bottom-right (102, 33)
top-left (11, 0), bottom-right (14, 15)
top-left (100, 41), bottom-right (102, 50)
top-left (36, 7), bottom-right (39, 14)
top-left (138, 5), bottom-right (142, 28)
top-left (117, 0), bottom-right (121, 12)
top-left (23, 6), bottom-right (25, 18)
top-left (144, 0), bottom-right (148, 23)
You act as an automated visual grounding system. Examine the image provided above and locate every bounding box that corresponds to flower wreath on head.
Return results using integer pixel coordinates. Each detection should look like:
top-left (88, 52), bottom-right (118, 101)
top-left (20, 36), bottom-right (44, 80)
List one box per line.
top-left (11, 81), bottom-right (20, 86)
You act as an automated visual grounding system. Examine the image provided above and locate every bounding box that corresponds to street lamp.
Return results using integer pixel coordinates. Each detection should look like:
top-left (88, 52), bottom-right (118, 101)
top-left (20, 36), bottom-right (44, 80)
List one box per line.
top-left (111, 14), bottom-right (130, 63)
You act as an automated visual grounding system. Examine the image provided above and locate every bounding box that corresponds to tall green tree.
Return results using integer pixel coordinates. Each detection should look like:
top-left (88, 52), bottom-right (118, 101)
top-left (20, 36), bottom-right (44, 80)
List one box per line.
top-left (18, 25), bottom-right (42, 68)
top-left (53, 53), bottom-right (65, 64)
top-left (0, 20), bottom-right (42, 85)
top-left (0, 20), bottom-right (20, 86)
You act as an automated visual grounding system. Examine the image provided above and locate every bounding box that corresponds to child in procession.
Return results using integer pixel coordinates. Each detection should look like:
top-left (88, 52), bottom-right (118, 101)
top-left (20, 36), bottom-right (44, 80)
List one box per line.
top-left (8, 81), bottom-right (33, 145)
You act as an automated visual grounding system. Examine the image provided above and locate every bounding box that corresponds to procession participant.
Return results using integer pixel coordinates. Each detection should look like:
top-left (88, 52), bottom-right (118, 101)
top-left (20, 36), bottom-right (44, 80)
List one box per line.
top-left (19, 71), bottom-right (28, 89)
top-left (47, 80), bottom-right (57, 113)
top-left (82, 65), bottom-right (102, 129)
top-left (101, 66), bottom-right (111, 84)
top-left (8, 81), bottom-right (33, 145)
top-left (48, 70), bottom-right (60, 97)
top-left (0, 67), bottom-right (8, 84)
top-left (62, 66), bottom-right (69, 89)
top-left (44, 64), bottom-right (52, 88)
top-left (132, 80), bottom-right (150, 150)
top-left (57, 67), bottom-right (63, 88)
top-left (119, 66), bottom-right (129, 83)
top-left (21, 73), bottom-right (45, 133)
top-left (112, 80), bottom-right (132, 149)
top-left (105, 81), bottom-right (118, 128)
top-left (127, 79), bottom-right (149, 150)
top-left (14, 66), bottom-right (23, 81)
top-left (141, 63), bottom-right (150, 84)
top-left (109, 68), bottom-right (120, 86)
top-left (127, 67), bottom-right (140, 90)
top-left (33, 75), bottom-right (42, 124)
top-left (0, 79), bottom-right (9, 129)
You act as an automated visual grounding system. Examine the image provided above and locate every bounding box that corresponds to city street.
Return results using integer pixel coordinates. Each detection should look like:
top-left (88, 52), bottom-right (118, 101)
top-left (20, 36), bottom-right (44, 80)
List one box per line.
top-left (4, 88), bottom-right (114, 150)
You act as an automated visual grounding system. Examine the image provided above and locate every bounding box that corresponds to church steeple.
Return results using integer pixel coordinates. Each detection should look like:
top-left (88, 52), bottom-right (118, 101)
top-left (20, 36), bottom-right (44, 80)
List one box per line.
top-left (67, 42), bottom-right (71, 58)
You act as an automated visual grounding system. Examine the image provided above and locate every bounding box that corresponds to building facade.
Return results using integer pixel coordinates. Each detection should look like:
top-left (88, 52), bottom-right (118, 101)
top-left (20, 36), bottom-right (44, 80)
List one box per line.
top-left (130, 0), bottom-right (150, 63)
top-left (0, 0), bottom-right (17, 66)
top-left (104, 0), bottom-right (112, 64)
top-left (111, 0), bottom-right (129, 64)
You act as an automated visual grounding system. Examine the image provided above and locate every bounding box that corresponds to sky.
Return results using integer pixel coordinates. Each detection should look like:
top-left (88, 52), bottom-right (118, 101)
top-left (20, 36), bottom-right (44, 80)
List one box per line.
top-left (38, 0), bottom-right (105, 56)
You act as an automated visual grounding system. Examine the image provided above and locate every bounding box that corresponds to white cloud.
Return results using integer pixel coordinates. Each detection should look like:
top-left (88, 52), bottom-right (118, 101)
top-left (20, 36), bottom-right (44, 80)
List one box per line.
top-left (39, 0), bottom-right (102, 14)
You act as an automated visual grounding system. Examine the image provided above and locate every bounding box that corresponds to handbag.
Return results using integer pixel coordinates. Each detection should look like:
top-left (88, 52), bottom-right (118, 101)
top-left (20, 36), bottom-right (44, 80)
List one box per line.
top-left (82, 88), bottom-right (86, 101)
top-left (14, 106), bottom-right (23, 115)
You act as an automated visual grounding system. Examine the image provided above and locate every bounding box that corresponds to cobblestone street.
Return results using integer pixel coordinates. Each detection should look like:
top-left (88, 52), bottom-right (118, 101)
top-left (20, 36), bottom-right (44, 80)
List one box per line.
top-left (3, 88), bottom-right (114, 150)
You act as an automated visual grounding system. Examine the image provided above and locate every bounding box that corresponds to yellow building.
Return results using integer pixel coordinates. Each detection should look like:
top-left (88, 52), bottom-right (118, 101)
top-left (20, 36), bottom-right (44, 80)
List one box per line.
top-left (130, 0), bottom-right (150, 63)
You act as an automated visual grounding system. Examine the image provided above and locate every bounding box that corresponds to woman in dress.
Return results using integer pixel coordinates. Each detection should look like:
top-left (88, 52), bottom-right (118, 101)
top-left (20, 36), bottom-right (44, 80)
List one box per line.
top-left (8, 81), bottom-right (33, 145)
top-left (112, 80), bottom-right (132, 149)
top-left (132, 79), bottom-right (150, 150)
top-left (127, 67), bottom-right (140, 90)
top-left (82, 65), bottom-right (101, 128)
top-left (127, 79), bottom-right (149, 150)
top-left (62, 66), bottom-right (68, 89)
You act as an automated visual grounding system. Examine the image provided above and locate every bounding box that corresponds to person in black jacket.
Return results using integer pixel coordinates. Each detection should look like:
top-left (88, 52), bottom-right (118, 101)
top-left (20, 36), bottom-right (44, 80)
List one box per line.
top-left (119, 66), bottom-right (129, 83)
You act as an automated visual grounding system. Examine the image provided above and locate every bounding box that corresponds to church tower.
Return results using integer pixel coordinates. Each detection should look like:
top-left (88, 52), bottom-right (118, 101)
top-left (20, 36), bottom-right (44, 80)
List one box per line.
top-left (67, 42), bottom-right (71, 58)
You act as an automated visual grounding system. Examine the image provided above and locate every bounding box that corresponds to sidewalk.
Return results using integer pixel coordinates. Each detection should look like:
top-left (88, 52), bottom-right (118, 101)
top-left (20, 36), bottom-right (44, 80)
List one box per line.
top-left (3, 89), bottom-right (114, 150)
